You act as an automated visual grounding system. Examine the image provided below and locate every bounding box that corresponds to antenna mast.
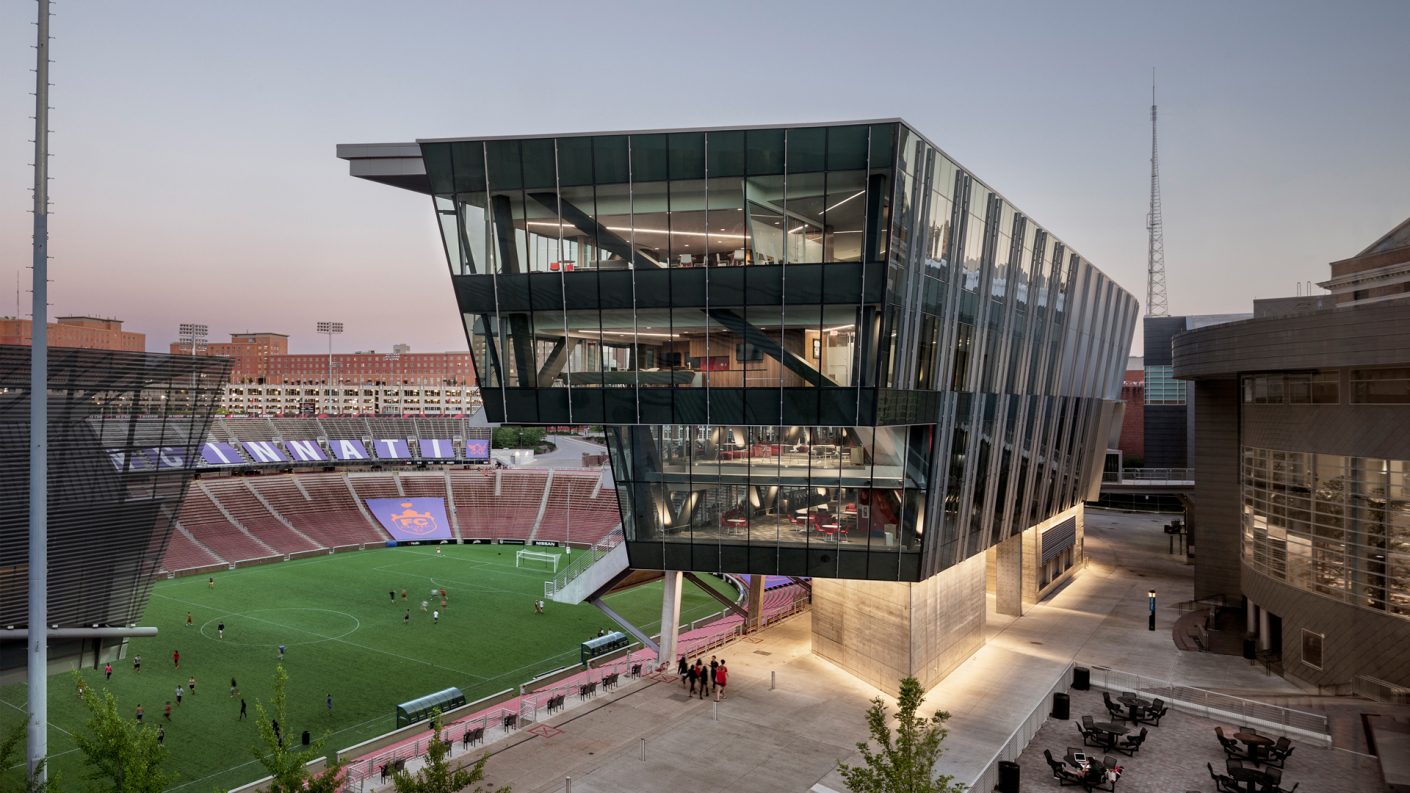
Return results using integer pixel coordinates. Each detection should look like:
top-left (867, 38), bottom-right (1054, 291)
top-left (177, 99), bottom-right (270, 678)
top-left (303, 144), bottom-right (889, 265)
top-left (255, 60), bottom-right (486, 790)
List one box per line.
top-left (1146, 72), bottom-right (1169, 316)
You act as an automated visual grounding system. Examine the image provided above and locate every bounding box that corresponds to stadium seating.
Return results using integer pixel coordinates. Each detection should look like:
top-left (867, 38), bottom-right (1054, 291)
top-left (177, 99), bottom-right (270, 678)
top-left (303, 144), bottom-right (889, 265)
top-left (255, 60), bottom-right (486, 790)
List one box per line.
top-left (176, 485), bottom-right (278, 564)
top-left (221, 417), bottom-right (280, 442)
top-left (199, 479), bottom-right (320, 555)
top-left (248, 475), bottom-right (386, 548)
top-left (319, 416), bottom-right (372, 441)
top-left (535, 470), bottom-right (621, 545)
top-left (162, 527), bottom-right (224, 571)
top-left (160, 469), bottom-right (621, 574)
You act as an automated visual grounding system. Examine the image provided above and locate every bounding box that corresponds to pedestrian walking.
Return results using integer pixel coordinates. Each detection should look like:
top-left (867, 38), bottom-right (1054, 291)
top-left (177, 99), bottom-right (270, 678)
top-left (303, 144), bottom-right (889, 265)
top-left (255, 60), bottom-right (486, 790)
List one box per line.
top-left (185, 611), bottom-right (193, 628)
top-left (278, 643), bottom-right (286, 660)
top-left (715, 659), bottom-right (728, 701)
top-left (172, 649), bottom-right (180, 668)
top-left (230, 677), bottom-right (238, 697)
top-left (239, 698), bottom-right (247, 720)
top-left (104, 662), bottom-right (112, 680)
top-left (157, 725), bottom-right (165, 745)
top-left (188, 675), bottom-right (197, 696)
top-left (326, 693), bottom-right (333, 714)
top-left (686, 659), bottom-right (698, 696)
top-left (133, 654), bottom-right (141, 673)
top-left (218, 622), bottom-right (225, 639)
top-left (389, 589), bottom-right (395, 602)
top-left (433, 609), bottom-right (440, 624)
top-left (694, 660), bottom-right (708, 699)
top-left (163, 702), bottom-right (171, 721)
top-left (709, 656), bottom-right (719, 694)
top-left (175, 685), bottom-right (184, 706)
top-left (677, 655), bottom-right (688, 688)
top-left (135, 704), bottom-right (144, 722)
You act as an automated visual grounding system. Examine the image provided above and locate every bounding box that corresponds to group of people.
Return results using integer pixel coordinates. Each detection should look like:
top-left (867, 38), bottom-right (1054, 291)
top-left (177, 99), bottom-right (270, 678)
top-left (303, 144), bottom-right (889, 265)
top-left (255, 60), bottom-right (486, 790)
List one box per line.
top-left (394, 585), bottom-right (449, 625)
top-left (677, 655), bottom-right (729, 701)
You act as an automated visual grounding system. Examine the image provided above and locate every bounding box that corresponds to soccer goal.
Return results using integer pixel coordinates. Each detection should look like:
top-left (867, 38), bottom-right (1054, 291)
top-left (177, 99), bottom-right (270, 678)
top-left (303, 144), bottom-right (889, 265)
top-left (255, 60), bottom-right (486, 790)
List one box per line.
top-left (515, 549), bottom-right (559, 573)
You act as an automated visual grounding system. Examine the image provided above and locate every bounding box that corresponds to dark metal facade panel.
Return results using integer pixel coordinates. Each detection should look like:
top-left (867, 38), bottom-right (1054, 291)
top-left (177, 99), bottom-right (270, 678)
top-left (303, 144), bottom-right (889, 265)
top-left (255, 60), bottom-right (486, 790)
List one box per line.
top-left (1143, 316), bottom-right (1187, 366)
top-left (1143, 405), bottom-right (1189, 469)
top-left (1243, 564), bottom-right (1410, 688)
top-left (1173, 302), bottom-right (1410, 380)
top-left (1041, 516), bottom-right (1076, 563)
top-left (1191, 379), bottom-right (1242, 601)
top-left (1242, 403), bottom-right (1410, 461)
top-left (0, 346), bottom-right (229, 639)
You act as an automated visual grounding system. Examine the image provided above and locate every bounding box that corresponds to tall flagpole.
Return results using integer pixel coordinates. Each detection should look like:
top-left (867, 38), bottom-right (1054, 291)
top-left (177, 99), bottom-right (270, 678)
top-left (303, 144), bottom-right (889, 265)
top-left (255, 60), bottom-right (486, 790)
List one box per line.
top-left (28, 0), bottom-right (52, 782)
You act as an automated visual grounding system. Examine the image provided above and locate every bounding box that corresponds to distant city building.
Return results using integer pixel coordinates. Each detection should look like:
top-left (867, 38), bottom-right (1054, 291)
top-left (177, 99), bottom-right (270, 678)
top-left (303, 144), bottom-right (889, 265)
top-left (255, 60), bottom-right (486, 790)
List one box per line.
top-left (1174, 217), bottom-right (1410, 690)
top-left (169, 330), bottom-right (476, 387)
top-left (1319, 216), bottom-right (1410, 307)
top-left (220, 382), bottom-right (479, 417)
top-left (0, 315), bottom-right (144, 351)
top-left (1143, 313), bottom-right (1249, 470)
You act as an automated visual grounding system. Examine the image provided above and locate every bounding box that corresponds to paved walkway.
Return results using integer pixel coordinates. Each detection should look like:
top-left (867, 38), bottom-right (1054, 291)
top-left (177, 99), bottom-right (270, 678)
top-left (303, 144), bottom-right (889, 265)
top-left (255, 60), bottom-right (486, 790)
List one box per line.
top-left (1011, 685), bottom-right (1384, 793)
top-left (347, 509), bottom-right (1378, 792)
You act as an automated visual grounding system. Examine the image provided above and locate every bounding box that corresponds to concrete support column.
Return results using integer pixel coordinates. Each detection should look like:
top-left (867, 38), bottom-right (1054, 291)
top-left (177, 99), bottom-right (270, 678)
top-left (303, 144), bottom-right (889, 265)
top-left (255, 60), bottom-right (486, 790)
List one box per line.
top-left (1246, 598), bottom-right (1256, 633)
top-left (657, 570), bottom-right (683, 668)
top-left (746, 574), bottom-right (765, 632)
top-left (995, 531), bottom-right (1024, 617)
top-left (1258, 605), bottom-right (1271, 652)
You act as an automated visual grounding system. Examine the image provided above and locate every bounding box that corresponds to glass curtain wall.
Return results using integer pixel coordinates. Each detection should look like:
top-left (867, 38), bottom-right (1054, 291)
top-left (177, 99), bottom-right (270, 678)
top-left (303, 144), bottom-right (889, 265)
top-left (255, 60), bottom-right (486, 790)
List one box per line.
top-left (1243, 446), bottom-right (1410, 619)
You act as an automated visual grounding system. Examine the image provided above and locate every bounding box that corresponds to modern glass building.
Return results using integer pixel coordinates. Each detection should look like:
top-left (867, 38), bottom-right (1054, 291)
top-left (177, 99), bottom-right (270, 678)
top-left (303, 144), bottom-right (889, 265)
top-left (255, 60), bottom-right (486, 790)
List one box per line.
top-left (340, 120), bottom-right (1138, 690)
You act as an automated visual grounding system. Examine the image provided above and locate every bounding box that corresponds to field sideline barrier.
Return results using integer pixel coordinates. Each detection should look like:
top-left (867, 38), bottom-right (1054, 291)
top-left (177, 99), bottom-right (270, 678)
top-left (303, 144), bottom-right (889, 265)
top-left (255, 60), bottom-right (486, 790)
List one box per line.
top-left (228, 756), bottom-right (324, 793)
top-left (336, 688), bottom-right (513, 763)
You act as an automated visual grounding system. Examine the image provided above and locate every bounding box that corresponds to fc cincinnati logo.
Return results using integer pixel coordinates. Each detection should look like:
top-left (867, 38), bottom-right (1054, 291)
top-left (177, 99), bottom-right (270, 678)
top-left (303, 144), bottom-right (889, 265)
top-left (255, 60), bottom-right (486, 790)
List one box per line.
top-left (390, 502), bottom-right (439, 536)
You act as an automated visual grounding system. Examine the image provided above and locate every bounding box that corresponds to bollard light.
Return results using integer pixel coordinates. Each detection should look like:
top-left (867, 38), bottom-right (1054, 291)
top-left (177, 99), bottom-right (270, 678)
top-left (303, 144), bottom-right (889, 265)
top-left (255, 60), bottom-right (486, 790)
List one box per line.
top-left (1147, 589), bottom-right (1157, 631)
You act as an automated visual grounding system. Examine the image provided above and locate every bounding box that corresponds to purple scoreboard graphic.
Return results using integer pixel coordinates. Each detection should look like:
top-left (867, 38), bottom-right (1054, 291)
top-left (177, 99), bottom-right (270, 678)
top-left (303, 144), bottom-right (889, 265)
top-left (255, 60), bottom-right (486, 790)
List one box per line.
top-left (365, 498), bottom-right (454, 542)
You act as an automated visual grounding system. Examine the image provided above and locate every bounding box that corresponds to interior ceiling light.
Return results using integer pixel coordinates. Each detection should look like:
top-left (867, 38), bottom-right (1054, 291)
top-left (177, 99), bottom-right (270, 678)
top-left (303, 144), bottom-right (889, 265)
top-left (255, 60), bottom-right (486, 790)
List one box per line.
top-left (526, 221), bottom-right (746, 240)
top-left (820, 190), bottom-right (865, 215)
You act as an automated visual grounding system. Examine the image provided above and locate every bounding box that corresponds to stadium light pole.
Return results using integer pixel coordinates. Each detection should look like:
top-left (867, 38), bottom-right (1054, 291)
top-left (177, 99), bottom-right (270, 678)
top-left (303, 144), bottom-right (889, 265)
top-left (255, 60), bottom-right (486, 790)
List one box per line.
top-left (179, 323), bottom-right (207, 404)
top-left (316, 321), bottom-right (343, 415)
top-left (27, 0), bottom-right (51, 781)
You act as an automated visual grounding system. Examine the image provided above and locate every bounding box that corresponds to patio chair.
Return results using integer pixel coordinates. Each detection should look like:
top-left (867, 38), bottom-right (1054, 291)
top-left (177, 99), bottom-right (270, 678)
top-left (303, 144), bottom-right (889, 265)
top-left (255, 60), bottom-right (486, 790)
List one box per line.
top-left (1103, 692), bottom-right (1126, 720)
top-left (1265, 736), bottom-right (1294, 767)
top-left (1136, 697), bottom-right (1167, 726)
top-left (1215, 726), bottom-right (1245, 758)
top-left (1078, 721), bottom-right (1104, 748)
top-left (1043, 749), bottom-right (1084, 787)
top-left (1115, 726), bottom-right (1147, 756)
top-left (1259, 766), bottom-right (1282, 792)
top-left (1207, 762), bottom-right (1241, 793)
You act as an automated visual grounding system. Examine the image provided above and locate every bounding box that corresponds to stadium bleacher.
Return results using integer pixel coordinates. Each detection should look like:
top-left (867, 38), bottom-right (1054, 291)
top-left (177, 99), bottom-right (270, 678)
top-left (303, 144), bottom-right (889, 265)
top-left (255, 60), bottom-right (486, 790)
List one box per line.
top-left (535, 470), bottom-right (620, 544)
top-left (178, 484), bottom-right (279, 563)
top-left (161, 469), bottom-right (621, 575)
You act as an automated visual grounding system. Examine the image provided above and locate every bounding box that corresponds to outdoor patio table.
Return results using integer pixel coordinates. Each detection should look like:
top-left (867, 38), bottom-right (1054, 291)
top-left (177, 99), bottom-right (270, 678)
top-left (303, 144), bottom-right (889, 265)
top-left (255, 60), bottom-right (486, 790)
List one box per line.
top-left (1117, 693), bottom-right (1152, 721)
top-left (1235, 731), bottom-right (1275, 764)
top-left (1092, 721), bottom-right (1128, 749)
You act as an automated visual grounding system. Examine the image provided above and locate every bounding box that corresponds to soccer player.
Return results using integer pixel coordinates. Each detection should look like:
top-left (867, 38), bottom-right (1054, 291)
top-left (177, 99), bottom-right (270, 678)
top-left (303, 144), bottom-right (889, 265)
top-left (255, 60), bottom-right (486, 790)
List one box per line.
top-left (278, 643), bottom-right (286, 660)
top-left (389, 590), bottom-right (395, 602)
top-left (172, 649), bottom-right (180, 668)
top-left (208, 576), bottom-right (215, 590)
top-left (230, 677), bottom-right (238, 697)
top-left (326, 693), bottom-right (333, 714)
top-left (218, 622), bottom-right (225, 639)
top-left (175, 685), bottom-right (183, 706)
top-left (239, 698), bottom-right (247, 720)
top-left (421, 599), bottom-right (429, 612)
top-left (185, 612), bottom-right (193, 627)
top-left (135, 704), bottom-right (144, 722)
top-left (433, 609), bottom-right (440, 624)
top-left (157, 725), bottom-right (165, 746)
top-left (104, 662), bottom-right (112, 680)
top-left (404, 609), bottom-right (410, 626)
top-left (163, 702), bottom-right (171, 721)
top-left (188, 675), bottom-right (197, 696)
top-left (133, 654), bottom-right (141, 673)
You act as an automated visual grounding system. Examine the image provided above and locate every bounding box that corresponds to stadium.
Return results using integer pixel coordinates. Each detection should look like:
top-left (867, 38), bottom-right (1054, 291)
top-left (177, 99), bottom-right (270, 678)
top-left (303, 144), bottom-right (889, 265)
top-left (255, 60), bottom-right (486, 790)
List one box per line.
top-left (3, 407), bottom-right (804, 790)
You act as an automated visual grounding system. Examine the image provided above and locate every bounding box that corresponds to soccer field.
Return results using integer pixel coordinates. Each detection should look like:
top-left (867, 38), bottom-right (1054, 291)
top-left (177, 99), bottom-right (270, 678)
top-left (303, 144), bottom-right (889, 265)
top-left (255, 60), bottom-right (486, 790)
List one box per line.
top-left (0, 545), bottom-right (736, 791)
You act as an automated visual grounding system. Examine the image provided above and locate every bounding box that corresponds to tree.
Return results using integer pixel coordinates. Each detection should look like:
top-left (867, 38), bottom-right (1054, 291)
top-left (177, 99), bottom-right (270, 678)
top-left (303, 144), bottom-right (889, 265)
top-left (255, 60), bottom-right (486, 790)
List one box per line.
top-left (390, 713), bottom-right (503, 793)
top-left (0, 717), bottom-right (52, 793)
top-left (72, 674), bottom-right (167, 793)
top-left (836, 677), bottom-right (964, 793)
top-left (250, 666), bottom-right (346, 793)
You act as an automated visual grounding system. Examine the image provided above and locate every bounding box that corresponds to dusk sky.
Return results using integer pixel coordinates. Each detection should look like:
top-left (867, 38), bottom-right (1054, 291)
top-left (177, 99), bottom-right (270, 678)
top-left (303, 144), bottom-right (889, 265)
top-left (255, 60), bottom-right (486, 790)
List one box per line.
top-left (2, 1), bottom-right (1407, 355)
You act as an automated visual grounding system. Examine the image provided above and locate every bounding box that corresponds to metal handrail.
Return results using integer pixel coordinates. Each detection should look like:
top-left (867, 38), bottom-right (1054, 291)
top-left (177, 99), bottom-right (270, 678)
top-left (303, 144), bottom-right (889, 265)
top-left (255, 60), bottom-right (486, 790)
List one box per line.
top-left (543, 527), bottom-right (623, 597)
top-left (1086, 664), bottom-right (1329, 736)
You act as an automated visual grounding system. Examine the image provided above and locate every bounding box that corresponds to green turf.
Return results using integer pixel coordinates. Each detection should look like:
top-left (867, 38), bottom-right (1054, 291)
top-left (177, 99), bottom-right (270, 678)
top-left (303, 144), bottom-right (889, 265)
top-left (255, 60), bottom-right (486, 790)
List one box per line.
top-left (0, 545), bottom-right (736, 791)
